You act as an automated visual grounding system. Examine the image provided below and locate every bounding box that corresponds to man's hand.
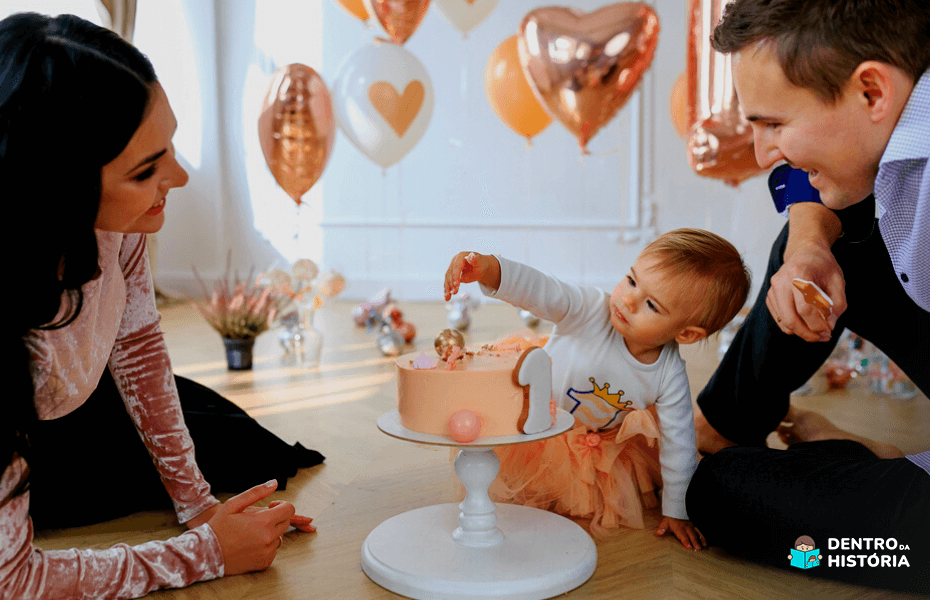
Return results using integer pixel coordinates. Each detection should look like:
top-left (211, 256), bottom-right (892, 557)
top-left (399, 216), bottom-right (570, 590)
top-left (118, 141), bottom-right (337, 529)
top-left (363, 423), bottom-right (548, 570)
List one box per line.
top-left (767, 203), bottom-right (845, 341)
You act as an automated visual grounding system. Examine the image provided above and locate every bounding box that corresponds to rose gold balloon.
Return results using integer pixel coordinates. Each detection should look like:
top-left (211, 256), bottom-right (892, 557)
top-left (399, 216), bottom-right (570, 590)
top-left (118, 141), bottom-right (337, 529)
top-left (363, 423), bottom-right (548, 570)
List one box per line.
top-left (258, 64), bottom-right (336, 205)
top-left (518, 3), bottom-right (660, 153)
top-left (365, 0), bottom-right (431, 45)
top-left (685, 0), bottom-right (764, 187)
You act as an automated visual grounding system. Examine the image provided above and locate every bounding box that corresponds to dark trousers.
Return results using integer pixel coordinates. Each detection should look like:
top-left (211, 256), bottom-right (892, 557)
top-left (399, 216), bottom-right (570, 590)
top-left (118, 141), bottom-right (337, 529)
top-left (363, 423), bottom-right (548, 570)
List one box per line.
top-left (697, 219), bottom-right (930, 447)
top-left (687, 441), bottom-right (930, 593)
top-left (28, 370), bottom-right (324, 529)
top-left (690, 219), bottom-right (930, 592)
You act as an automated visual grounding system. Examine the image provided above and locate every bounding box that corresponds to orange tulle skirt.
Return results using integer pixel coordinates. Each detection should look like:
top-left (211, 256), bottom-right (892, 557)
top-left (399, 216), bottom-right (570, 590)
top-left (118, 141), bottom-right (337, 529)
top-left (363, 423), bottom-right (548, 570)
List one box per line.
top-left (487, 409), bottom-right (662, 536)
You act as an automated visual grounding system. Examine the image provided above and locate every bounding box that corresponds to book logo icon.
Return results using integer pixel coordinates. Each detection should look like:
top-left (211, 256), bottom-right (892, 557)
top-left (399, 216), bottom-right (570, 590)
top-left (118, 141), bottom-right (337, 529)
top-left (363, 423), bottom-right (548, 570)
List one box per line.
top-left (789, 535), bottom-right (823, 569)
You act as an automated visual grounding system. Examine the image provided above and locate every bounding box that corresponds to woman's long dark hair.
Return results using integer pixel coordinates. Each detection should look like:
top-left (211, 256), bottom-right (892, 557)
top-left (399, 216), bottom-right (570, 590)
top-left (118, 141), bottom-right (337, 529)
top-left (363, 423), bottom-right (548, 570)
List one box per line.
top-left (0, 12), bottom-right (157, 500)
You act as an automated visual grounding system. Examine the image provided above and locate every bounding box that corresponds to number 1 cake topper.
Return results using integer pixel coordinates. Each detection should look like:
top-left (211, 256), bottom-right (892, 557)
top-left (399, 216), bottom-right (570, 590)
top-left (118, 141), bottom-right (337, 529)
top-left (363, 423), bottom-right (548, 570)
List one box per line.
top-left (514, 347), bottom-right (554, 435)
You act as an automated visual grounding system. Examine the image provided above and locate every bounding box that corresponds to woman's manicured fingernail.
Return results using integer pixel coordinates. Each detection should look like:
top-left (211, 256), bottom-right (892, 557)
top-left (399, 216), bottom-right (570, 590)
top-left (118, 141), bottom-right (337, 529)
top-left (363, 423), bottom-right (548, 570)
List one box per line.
top-left (265, 479), bottom-right (277, 487)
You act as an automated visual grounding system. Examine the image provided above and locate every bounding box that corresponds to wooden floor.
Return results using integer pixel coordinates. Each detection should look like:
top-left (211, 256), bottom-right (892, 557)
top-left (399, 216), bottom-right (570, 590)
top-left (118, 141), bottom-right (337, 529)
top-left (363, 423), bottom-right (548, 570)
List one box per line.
top-left (33, 299), bottom-right (930, 599)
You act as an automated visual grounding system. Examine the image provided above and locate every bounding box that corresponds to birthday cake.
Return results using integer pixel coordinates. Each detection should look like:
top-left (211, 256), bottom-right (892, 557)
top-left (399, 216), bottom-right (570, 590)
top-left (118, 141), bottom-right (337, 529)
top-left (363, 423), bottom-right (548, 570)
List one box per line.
top-left (395, 331), bottom-right (555, 442)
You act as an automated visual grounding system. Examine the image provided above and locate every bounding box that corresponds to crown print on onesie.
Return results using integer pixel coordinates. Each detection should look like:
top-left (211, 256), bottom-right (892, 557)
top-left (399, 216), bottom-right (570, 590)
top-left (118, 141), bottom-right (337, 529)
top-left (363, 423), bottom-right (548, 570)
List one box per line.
top-left (567, 377), bottom-right (633, 428)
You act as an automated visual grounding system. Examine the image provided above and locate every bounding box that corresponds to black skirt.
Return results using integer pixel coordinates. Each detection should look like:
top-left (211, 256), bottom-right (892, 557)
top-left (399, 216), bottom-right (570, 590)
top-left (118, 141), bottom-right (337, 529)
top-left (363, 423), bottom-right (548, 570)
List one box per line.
top-left (27, 369), bottom-right (324, 529)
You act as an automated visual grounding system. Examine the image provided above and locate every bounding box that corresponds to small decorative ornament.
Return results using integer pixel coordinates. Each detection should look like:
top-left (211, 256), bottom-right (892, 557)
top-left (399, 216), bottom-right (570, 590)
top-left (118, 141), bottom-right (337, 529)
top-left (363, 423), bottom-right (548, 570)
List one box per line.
top-left (377, 323), bottom-right (405, 356)
top-left (412, 352), bottom-right (438, 370)
top-left (434, 328), bottom-right (465, 361)
top-left (353, 288), bottom-right (392, 326)
top-left (519, 309), bottom-right (540, 328)
top-left (291, 258), bottom-right (320, 283)
top-left (447, 293), bottom-right (475, 330)
top-left (448, 409), bottom-right (483, 443)
top-left (316, 269), bottom-right (346, 297)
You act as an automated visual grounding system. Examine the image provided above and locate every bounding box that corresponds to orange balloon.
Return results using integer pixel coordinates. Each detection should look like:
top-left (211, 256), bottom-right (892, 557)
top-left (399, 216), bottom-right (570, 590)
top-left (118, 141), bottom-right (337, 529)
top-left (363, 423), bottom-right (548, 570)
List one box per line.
top-left (669, 71), bottom-right (689, 140)
top-left (518, 3), bottom-right (660, 153)
top-left (335, 0), bottom-right (370, 21)
top-left (258, 64), bottom-right (336, 205)
top-left (366, 0), bottom-right (431, 45)
top-left (485, 36), bottom-right (551, 141)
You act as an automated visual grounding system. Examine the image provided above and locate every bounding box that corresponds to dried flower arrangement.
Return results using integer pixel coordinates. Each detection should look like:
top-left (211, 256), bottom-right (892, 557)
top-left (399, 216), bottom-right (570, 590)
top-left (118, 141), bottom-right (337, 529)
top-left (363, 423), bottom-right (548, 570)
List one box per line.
top-left (193, 254), bottom-right (283, 340)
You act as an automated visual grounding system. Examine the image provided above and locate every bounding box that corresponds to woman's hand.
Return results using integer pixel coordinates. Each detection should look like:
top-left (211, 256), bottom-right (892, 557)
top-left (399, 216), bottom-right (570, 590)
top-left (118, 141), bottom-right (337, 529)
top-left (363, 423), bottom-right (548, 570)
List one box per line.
top-left (443, 251), bottom-right (501, 300)
top-left (187, 487), bottom-right (316, 534)
top-left (201, 480), bottom-right (306, 575)
top-left (656, 516), bottom-right (706, 550)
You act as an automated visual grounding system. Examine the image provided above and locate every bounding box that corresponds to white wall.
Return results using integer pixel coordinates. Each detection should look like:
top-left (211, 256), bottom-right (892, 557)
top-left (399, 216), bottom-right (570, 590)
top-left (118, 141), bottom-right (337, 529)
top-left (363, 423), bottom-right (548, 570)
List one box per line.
top-left (6, 1), bottom-right (785, 303)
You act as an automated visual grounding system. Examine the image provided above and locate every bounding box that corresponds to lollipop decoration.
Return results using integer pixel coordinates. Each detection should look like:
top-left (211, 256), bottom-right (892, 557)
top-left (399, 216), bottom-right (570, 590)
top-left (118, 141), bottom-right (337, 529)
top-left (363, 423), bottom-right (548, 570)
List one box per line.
top-left (315, 269), bottom-right (346, 298)
top-left (263, 259), bottom-right (336, 367)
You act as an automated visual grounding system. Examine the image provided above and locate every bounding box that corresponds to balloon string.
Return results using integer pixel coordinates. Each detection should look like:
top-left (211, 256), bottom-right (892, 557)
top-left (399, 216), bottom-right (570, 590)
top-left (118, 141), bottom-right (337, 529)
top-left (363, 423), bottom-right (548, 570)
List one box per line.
top-left (294, 202), bottom-right (301, 249)
top-left (460, 46), bottom-right (468, 137)
top-left (524, 143), bottom-right (533, 264)
top-left (578, 158), bottom-right (586, 284)
top-left (397, 162), bottom-right (404, 287)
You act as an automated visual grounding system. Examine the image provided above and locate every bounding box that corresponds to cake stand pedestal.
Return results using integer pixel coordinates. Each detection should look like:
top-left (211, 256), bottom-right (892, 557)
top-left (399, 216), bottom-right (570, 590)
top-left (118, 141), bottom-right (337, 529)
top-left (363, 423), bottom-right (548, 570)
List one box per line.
top-left (362, 410), bottom-right (596, 600)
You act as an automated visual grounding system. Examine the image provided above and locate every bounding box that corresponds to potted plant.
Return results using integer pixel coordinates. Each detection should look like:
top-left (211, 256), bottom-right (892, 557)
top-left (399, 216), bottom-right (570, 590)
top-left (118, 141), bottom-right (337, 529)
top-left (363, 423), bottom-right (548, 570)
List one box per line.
top-left (193, 256), bottom-right (282, 370)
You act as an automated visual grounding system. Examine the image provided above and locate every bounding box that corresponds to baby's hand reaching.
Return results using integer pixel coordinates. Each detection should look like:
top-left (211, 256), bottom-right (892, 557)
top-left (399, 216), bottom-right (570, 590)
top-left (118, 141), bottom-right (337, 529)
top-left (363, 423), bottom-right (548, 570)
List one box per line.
top-left (656, 516), bottom-right (706, 550)
top-left (443, 251), bottom-right (501, 300)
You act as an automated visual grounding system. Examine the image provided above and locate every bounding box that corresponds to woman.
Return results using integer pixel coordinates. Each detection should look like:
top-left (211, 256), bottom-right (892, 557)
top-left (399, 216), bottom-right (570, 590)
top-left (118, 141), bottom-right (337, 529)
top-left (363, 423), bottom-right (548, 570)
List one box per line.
top-left (1, 12), bottom-right (322, 598)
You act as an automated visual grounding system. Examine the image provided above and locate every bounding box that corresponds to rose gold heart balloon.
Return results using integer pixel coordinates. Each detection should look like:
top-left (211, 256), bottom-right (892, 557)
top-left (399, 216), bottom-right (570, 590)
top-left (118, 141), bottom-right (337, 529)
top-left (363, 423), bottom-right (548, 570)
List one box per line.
top-left (365, 0), bottom-right (431, 45)
top-left (518, 3), bottom-right (659, 153)
top-left (258, 64), bottom-right (336, 205)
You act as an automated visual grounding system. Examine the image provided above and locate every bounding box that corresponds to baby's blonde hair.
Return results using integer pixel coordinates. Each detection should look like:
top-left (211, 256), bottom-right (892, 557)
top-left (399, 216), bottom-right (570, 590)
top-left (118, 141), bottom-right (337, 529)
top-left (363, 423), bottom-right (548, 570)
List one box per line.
top-left (639, 228), bottom-right (751, 336)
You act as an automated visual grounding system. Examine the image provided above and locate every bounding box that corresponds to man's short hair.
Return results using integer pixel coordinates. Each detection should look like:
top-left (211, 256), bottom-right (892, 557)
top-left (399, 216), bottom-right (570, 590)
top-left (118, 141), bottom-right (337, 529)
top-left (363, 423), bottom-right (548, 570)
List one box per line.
top-left (711, 0), bottom-right (930, 103)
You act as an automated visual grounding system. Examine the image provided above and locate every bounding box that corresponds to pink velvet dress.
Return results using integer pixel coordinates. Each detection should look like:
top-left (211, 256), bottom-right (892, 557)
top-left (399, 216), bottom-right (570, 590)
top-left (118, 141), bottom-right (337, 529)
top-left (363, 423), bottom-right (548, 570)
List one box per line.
top-left (0, 232), bottom-right (224, 599)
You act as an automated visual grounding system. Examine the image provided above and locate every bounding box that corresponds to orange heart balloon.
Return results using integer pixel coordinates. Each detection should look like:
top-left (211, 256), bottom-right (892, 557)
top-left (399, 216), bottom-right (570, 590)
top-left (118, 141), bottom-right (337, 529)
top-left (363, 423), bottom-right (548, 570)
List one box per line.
top-left (364, 0), bottom-right (431, 45)
top-left (258, 64), bottom-right (336, 206)
top-left (334, 0), bottom-right (370, 21)
top-left (685, 0), bottom-right (764, 187)
top-left (485, 35), bottom-right (551, 142)
top-left (518, 3), bottom-right (659, 153)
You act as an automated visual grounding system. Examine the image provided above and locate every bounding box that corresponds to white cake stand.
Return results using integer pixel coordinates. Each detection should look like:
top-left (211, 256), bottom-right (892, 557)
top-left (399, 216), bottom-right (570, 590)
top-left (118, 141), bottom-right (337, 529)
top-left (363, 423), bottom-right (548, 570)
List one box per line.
top-left (361, 409), bottom-right (597, 600)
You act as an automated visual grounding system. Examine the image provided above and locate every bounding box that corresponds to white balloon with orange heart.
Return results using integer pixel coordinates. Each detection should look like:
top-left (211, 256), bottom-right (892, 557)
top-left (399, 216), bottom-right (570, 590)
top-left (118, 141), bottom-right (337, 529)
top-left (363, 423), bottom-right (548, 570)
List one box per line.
top-left (332, 41), bottom-right (434, 169)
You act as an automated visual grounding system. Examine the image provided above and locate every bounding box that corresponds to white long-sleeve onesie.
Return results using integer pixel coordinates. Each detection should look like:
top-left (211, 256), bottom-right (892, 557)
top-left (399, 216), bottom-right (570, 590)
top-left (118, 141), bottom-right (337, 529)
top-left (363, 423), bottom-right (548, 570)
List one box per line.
top-left (482, 255), bottom-right (698, 519)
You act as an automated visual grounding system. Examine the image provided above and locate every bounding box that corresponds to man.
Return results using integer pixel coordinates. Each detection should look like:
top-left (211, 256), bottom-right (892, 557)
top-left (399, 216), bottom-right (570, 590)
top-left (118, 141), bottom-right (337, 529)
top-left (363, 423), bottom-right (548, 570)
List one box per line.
top-left (684, 0), bottom-right (930, 592)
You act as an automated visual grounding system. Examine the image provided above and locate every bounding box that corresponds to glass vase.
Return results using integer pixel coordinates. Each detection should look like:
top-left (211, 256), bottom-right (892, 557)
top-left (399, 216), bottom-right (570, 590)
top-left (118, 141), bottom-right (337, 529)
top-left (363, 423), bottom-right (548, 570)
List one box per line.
top-left (279, 300), bottom-right (323, 368)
